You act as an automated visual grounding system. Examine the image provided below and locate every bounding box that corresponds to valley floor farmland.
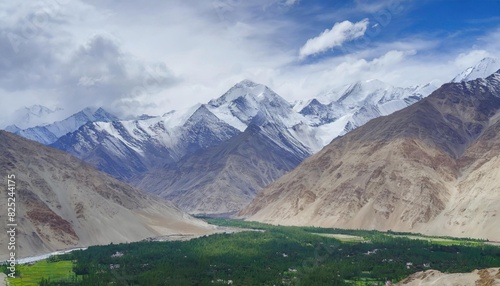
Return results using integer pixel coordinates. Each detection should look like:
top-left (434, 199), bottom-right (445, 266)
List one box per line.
top-left (2, 219), bottom-right (500, 285)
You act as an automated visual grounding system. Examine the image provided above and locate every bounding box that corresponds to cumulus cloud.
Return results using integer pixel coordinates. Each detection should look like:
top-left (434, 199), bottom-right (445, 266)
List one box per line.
top-left (0, 0), bottom-right (499, 128)
top-left (0, 1), bottom-right (181, 122)
top-left (453, 50), bottom-right (492, 69)
top-left (271, 49), bottom-right (420, 101)
top-left (58, 35), bottom-right (178, 115)
top-left (299, 19), bottom-right (369, 59)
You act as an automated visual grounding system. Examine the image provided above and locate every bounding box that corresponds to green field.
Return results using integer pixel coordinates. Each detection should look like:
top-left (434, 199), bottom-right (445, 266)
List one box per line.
top-left (386, 234), bottom-right (483, 246)
top-left (6, 260), bottom-right (77, 286)
top-left (3, 219), bottom-right (500, 285)
top-left (311, 233), bottom-right (367, 243)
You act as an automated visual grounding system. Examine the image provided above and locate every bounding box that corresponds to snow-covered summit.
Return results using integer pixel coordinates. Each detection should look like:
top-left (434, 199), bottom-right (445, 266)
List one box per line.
top-left (207, 80), bottom-right (296, 131)
top-left (297, 78), bottom-right (438, 146)
top-left (5, 105), bottom-right (65, 129)
top-left (209, 79), bottom-right (288, 107)
top-left (452, 57), bottom-right (500, 83)
top-left (338, 79), bottom-right (400, 106)
top-left (14, 107), bottom-right (119, 145)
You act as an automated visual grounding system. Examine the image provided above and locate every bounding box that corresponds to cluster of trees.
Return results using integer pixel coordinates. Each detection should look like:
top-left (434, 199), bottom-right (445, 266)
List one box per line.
top-left (34, 220), bottom-right (500, 285)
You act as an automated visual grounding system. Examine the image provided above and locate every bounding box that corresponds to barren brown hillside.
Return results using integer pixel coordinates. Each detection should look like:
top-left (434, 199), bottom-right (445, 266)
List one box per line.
top-left (241, 72), bottom-right (500, 240)
top-left (0, 131), bottom-right (214, 260)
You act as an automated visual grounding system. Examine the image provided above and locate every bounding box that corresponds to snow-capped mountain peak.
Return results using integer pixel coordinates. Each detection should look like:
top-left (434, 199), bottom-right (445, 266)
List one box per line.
top-left (6, 105), bottom-right (65, 129)
top-left (26, 104), bottom-right (57, 115)
top-left (236, 79), bottom-right (260, 88)
top-left (93, 107), bottom-right (120, 122)
top-left (319, 79), bottom-right (394, 105)
top-left (297, 78), bottom-right (439, 148)
top-left (209, 79), bottom-right (288, 107)
top-left (337, 79), bottom-right (396, 105)
top-left (76, 107), bottom-right (118, 123)
top-left (12, 107), bottom-right (119, 145)
top-left (161, 104), bottom-right (203, 129)
top-left (452, 57), bottom-right (500, 83)
top-left (206, 80), bottom-right (295, 131)
top-left (354, 78), bottom-right (391, 91)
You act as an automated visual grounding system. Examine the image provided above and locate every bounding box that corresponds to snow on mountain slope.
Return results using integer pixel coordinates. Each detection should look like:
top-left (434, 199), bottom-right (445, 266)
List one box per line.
top-left (206, 79), bottom-right (321, 153)
top-left (452, 57), bottom-right (500, 82)
top-left (3, 105), bottom-right (65, 130)
top-left (14, 107), bottom-right (119, 145)
top-left (206, 79), bottom-right (413, 153)
top-left (242, 71), bottom-right (500, 241)
top-left (49, 72), bottom-right (481, 216)
top-left (53, 79), bottom-right (439, 191)
top-left (207, 80), bottom-right (301, 130)
top-left (136, 119), bottom-right (312, 215)
top-left (300, 79), bottom-right (438, 143)
top-left (53, 80), bottom-right (316, 214)
top-left (141, 77), bottom-right (443, 214)
top-left (52, 104), bottom-right (241, 181)
top-left (298, 99), bottom-right (343, 127)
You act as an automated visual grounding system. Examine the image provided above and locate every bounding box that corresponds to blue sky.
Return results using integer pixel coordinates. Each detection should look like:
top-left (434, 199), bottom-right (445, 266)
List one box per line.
top-left (0, 0), bottom-right (500, 123)
top-left (284, 0), bottom-right (500, 61)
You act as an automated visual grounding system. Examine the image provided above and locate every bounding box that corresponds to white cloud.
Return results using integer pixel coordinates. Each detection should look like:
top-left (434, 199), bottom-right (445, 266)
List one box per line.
top-left (0, 0), bottom-right (298, 120)
top-left (353, 0), bottom-right (409, 14)
top-left (371, 49), bottom-right (415, 67)
top-left (453, 50), bottom-right (492, 69)
top-left (268, 49), bottom-right (420, 102)
top-left (57, 35), bottom-right (179, 116)
top-left (299, 19), bottom-right (369, 59)
top-left (0, 0), bottom-right (499, 127)
top-left (284, 0), bottom-right (299, 6)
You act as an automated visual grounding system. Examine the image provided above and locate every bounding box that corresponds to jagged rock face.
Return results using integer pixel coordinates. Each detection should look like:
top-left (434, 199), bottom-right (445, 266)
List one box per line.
top-left (0, 131), bottom-right (213, 260)
top-left (241, 72), bottom-right (500, 241)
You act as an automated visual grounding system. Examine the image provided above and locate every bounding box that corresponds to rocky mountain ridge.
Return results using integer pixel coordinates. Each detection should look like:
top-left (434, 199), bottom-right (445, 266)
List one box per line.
top-left (48, 77), bottom-right (436, 214)
top-left (241, 71), bottom-right (500, 241)
top-left (12, 107), bottom-right (118, 145)
top-left (10, 59), bottom-right (496, 215)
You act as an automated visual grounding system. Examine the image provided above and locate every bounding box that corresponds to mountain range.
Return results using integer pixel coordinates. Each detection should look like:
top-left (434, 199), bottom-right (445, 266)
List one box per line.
top-left (241, 70), bottom-right (500, 240)
top-left (298, 79), bottom-right (437, 136)
top-left (9, 107), bottom-right (118, 145)
top-left (5, 57), bottom-right (499, 216)
top-left (3, 105), bottom-right (65, 131)
top-left (0, 131), bottom-right (213, 260)
top-left (48, 77), bottom-right (432, 214)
